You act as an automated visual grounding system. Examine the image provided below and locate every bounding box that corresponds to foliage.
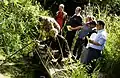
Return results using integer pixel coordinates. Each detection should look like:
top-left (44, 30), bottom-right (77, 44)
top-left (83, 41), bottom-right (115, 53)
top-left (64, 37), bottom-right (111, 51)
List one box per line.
top-left (0, 0), bottom-right (49, 56)
top-left (98, 13), bottom-right (120, 78)
top-left (39, 0), bottom-right (120, 16)
top-left (0, 0), bottom-right (49, 77)
top-left (85, 5), bottom-right (120, 78)
top-left (1, 0), bottom-right (120, 78)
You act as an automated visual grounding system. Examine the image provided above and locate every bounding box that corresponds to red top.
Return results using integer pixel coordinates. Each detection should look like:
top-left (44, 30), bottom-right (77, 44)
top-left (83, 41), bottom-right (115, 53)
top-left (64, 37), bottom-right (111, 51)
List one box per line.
top-left (56, 12), bottom-right (64, 29)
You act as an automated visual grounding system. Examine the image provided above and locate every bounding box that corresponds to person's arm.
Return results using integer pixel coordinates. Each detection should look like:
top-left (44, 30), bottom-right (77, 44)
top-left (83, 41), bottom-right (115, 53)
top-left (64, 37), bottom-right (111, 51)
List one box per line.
top-left (88, 39), bottom-right (101, 46)
top-left (63, 13), bottom-right (67, 26)
top-left (70, 26), bottom-right (83, 30)
top-left (61, 12), bottom-right (68, 30)
top-left (88, 35), bottom-right (106, 46)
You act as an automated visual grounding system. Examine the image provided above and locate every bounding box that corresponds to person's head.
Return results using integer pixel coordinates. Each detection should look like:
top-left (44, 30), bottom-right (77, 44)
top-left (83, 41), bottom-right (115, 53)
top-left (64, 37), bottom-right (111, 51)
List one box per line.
top-left (59, 4), bottom-right (64, 12)
top-left (75, 7), bottom-right (81, 14)
top-left (40, 17), bottom-right (53, 32)
top-left (88, 20), bottom-right (97, 28)
top-left (96, 20), bottom-right (105, 30)
top-left (49, 28), bottom-right (58, 38)
top-left (39, 16), bottom-right (60, 40)
top-left (39, 16), bottom-right (60, 32)
top-left (86, 15), bottom-right (95, 23)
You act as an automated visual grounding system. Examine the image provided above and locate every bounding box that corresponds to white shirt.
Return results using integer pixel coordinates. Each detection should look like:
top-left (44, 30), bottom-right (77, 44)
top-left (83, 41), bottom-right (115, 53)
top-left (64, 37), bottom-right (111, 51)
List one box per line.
top-left (87, 29), bottom-right (107, 50)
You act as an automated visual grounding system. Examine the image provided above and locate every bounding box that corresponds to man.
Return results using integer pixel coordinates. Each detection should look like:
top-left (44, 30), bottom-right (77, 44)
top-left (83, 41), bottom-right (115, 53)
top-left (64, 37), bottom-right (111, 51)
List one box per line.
top-left (66, 6), bottom-right (82, 50)
top-left (40, 16), bottom-right (60, 32)
top-left (41, 28), bottom-right (70, 63)
top-left (73, 21), bottom-right (96, 60)
top-left (33, 16), bottom-right (69, 78)
top-left (39, 16), bottom-right (69, 63)
top-left (84, 20), bottom-right (107, 74)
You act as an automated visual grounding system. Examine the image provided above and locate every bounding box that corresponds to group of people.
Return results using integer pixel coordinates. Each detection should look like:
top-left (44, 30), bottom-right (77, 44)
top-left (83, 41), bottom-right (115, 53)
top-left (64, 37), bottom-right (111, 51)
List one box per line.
top-left (54, 4), bottom-right (107, 74)
top-left (38, 3), bottom-right (107, 75)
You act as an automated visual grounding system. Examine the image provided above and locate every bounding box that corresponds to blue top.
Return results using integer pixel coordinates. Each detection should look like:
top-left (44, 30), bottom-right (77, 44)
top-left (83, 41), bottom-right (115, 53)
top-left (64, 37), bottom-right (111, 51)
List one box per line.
top-left (88, 29), bottom-right (107, 50)
top-left (78, 25), bottom-right (92, 39)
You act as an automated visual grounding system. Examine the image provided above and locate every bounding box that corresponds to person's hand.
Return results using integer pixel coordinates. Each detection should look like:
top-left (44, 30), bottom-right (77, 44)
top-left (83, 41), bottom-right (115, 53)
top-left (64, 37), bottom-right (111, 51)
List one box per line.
top-left (86, 36), bottom-right (93, 43)
top-left (89, 39), bottom-right (93, 43)
top-left (88, 39), bottom-right (94, 43)
top-left (69, 27), bottom-right (74, 30)
top-left (67, 25), bottom-right (72, 31)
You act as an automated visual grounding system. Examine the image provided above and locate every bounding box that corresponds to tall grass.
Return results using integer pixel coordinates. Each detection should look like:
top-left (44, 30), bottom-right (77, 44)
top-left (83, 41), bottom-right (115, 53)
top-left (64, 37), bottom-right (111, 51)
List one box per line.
top-left (97, 10), bottom-right (120, 78)
top-left (1, 0), bottom-right (120, 78)
top-left (0, 0), bottom-right (50, 78)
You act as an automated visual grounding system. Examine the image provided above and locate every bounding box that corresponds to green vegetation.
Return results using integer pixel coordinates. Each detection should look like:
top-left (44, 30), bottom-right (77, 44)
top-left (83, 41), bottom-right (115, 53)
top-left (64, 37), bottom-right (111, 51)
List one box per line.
top-left (0, 0), bottom-right (49, 77)
top-left (0, 0), bottom-right (120, 78)
top-left (0, 0), bottom-right (49, 56)
top-left (96, 8), bottom-right (120, 78)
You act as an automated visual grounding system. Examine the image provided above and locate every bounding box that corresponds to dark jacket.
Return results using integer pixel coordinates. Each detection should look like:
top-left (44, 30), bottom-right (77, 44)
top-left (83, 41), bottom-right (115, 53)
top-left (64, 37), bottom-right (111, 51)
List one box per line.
top-left (41, 35), bottom-right (70, 58)
top-left (68, 14), bottom-right (82, 28)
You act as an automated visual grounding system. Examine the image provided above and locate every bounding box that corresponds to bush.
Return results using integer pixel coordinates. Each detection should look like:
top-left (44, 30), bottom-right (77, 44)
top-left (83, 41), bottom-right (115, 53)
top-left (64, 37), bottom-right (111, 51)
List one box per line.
top-left (0, 0), bottom-right (50, 77)
top-left (92, 5), bottom-right (120, 78)
top-left (0, 0), bottom-right (49, 56)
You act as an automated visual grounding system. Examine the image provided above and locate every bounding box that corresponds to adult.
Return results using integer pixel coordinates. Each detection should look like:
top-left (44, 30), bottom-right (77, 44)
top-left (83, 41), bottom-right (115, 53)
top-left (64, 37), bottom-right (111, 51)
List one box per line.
top-left (73, 21), bottom-right (96, 60)
top-left (55, 4), bottom-right (67, 30)
top-left (40, 28), bottom-right (70, 63)
top-left (66, 6), bottom-right (83, 50)
top-left (84, 20), bottom-right (107, 74)
top-left (39, 16), bottom-right (69, 63)
top-left (86, 15), bottom-right (95, 23)
top-left (33, 16), bottom-right (70, 78)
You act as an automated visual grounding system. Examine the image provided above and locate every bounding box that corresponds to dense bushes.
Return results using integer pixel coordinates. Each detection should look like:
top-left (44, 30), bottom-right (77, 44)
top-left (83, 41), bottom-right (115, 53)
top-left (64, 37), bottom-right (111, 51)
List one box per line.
top-left (98, 12), bottom-right (120, 78)
top-left (0, 0), bottom-right (49, 57)
top-left (39, 0), bottom-right (120, 16)
top-left (0, 0), bottom-right (50, 77)
top-left (1, 0), bottom-right (120, 78)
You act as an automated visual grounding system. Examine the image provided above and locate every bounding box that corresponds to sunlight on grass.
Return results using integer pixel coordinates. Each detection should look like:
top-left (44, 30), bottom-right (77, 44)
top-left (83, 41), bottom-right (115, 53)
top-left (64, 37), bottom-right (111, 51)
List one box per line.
top-left (0, 73), bottom-right (11, 78)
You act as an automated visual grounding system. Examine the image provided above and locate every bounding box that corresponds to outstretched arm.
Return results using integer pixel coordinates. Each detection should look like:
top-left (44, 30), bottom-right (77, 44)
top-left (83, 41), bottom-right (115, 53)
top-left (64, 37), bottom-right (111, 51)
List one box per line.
top-left (70, 26), bottom-right (83, 30)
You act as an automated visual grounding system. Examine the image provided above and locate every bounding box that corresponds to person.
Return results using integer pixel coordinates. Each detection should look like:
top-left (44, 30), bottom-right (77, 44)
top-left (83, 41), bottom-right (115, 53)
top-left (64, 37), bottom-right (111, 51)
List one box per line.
top-left (39, 16), bottom-right (70, 62)
top-left (41, 28), bottom-right (70, 63)
top-left (55, 4), bottom-right (67, 33)
top-left (66, 6), bottom-right (83, 50)
top-left (84, 15), bottom-right (96, 46)
top-left (85, 15), bottom-right (95, 23)
top-left (83, 20), bottom-right (107, 74)
top-left (39, 16), bottom-right (60, 32)
top-left (72, 21), bottom-right (96, 60)
top-left (33, 16), bottom-right (70, 78)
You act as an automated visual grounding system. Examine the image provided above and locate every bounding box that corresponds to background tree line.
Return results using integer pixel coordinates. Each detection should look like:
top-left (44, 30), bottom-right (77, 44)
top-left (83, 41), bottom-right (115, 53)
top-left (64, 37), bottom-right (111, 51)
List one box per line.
top-left (38, 0), bottom-right (120, 16)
